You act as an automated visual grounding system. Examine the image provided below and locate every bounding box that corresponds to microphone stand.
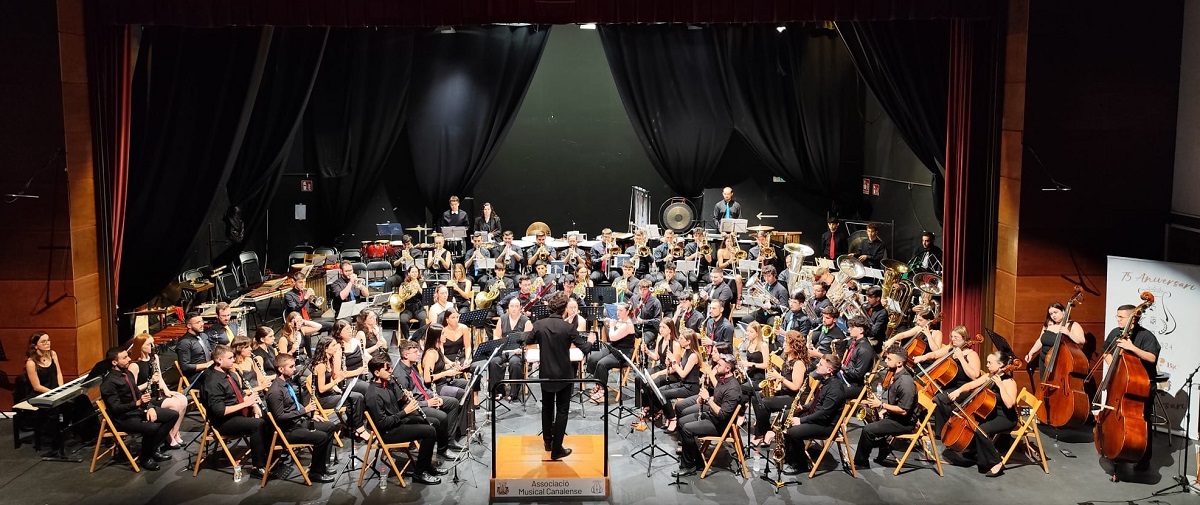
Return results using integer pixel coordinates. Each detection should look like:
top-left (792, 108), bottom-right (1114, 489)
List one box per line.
top-left (1154, 363), bottom-right (1200, 496)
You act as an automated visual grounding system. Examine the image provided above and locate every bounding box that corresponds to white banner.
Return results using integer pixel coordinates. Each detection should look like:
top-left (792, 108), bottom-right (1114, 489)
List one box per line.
top-left (492, 478), bottom-right (608, 500)
top-left (1107, 256), bottom-right (1200, 440)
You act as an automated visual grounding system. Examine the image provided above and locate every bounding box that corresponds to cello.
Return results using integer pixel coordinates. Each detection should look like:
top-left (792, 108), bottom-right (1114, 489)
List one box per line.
top-left (1093, 292), bottom-right (1154, 462)
top-left (940, 357), bottom-right (1024, 452)
top-left (914, 333), bottom-right (984, 399)
top-left (1036, 286), bottom-right (1090, 428)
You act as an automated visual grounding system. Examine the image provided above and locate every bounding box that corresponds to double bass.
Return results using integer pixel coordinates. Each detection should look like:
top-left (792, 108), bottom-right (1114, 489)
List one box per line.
top-left (940, 357), bottom-right (1024, 452)
top-left (1093, 292), bottom-right (1154, 462)
top-left (1036, 286), bottom-right (1090, 428)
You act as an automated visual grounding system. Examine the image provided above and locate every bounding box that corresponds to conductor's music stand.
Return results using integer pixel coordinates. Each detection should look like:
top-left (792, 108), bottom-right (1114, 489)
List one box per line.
top-left (719, 218), bottom-right (748, 236)
top-left (376, 222), bottom-right (404, 239)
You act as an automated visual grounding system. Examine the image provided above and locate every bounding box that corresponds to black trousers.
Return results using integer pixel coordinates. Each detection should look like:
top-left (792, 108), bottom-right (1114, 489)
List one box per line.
top-left (114, 408), bottom-right (179, 463)
top-left (587, 346), bottom-right (631, 386)
top-left (382, 423), bottom-right (437, 471)
top-left (215, 415), bottom-right (272, 468)
top-left (658, 383), bottom-right (699, 419)
top-left (972, 414), bottom-right (1016, 470)
top-left (853, 417), bottom-right (914, 464)
top-left (488, 354), bottom-right (525, 397)
top-left (678, 411), bottom-right (722, 468)
top-left (754, 394), bottom-right (796, 436)
top-left (784, 422), bottom-right (836, 466)
top-left (541, 387), bottom-right (572, 452)
top-left (419, 395), bottom-right (461, 447)
top-left (283, 420), bottom-right (337, 473)
top-left (319, 391), bottom-right (364, 429)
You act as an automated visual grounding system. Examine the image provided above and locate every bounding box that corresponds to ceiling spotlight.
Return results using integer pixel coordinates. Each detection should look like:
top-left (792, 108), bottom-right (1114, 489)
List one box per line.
top-left (436, 25), bottom-right (455, 34)
top-left (687, 24), bottom-right (703, 31)
top-left (579, 23), bottom-right (597, 30)
top-left (776, 25), bottom-right (787, 33)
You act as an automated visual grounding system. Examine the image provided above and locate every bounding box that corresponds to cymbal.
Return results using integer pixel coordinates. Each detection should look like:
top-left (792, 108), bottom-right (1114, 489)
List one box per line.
top-left (747, 225), bottom-right (775, 232)
top-left (408, 225), bottom-right (431, 232)
top-left (612, 232), bottom-right (634, 240)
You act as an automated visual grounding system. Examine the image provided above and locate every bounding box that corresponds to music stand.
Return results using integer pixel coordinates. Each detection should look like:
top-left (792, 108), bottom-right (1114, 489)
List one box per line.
top-left (420, 286), bottom-right (438, 306)
top-left (460, 309), bottom-right (493, 329)
top-left (614, 254), bottom-right (631, 269)
top-left (446, 361), bottom-right (490, 488)
top-left (376, 222), bottom-right (404, 238)
top-left (719, 219), bottom-right (748, 235)
top-left (549, 260), bottom-right (565, 276)
top-left (816, 258), bottom-right (835, 271)
top-left (332, 377), bottom-right (363, 487)
top-left (529, 304), bottom-right (551, 321)
top-left (442, 226), bottom-right (467, 241)
top-left (603, 342), bottom-right (641, 426)
top-left (738, 259), bottom-right (760, 276)
top-left (589, 286), bottom-right (617, 306)
top-left (675, 259), bottom-right (698, 294)
top-left (629, 364), bottom-right (677, 476)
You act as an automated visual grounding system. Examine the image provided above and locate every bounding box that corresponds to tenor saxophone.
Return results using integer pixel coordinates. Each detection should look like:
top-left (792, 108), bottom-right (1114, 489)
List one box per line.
top-left (771, 379), bottom-right (807, 466)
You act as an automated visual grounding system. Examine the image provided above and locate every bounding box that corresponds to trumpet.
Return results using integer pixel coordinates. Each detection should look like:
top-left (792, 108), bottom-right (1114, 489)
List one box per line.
top-left (534, 246), bottom-right (551, 262)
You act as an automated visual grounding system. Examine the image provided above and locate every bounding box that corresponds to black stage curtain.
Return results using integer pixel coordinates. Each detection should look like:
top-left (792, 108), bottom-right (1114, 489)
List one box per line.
top-left (304, 28), bottom-right (416, 243)
top-left (405, 26), bottom-right (550, 216)
top-left (220, 27), bottom-right (329, 264)
top-left (119, 26), bottom-right (264, 315)
top-left (599, 25), bottom-right (734, 200)
top-left (836, 20), bottom-right (949, 222)
top-left (714, 24), bottom-right (863, 216)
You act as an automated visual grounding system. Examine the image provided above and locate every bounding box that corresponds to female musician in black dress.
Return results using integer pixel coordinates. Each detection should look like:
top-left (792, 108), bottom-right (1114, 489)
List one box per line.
top-left (491, 297), bottom-right (532, 400)
top-left (311, 336), bottom-right (369, 442)
top-left (448, 263), bottom-right (474, 313)
top-left (126, 332), bottom-right (188, 449)
top-left (474, 202), bottom-right (502, 242)
top-left (439, 309), bottom-right (473, 363)
top-left (354, 309), bottom-right (387, 360)
top-left (421, 323), bottom-right (469, 400)
top-left (657, 327), bottom-right (702, 433)
top-left (251, 326), bottom-right (280, 378)
top-left (1023, 302), bottom-right (1086, 372)
top-left (939, 350), bottom-right (1020, 477)
top-left (740, 321), bottom-right (770, 385)
top-left (753, 329), bottom-right (808, 446)
top-left (21, 332), bottom-right (97, 452)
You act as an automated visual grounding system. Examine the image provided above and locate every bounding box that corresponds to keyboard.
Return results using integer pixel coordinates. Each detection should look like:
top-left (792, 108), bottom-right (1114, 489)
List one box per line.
top-left (28, 374), bottom-right (102, 409)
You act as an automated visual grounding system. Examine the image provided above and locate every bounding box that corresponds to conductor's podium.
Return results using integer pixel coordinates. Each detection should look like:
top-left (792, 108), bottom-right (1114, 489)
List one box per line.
top-left (490, 435), bottom-right (610, 500)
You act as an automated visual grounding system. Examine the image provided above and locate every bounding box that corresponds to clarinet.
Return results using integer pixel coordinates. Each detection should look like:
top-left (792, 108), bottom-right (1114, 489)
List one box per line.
top-left (399, 383), bottom-right (431, 424)
top-left (240, 368), bottom-right (267, 413)
top-left (148, 348), bottom-right (163, 401)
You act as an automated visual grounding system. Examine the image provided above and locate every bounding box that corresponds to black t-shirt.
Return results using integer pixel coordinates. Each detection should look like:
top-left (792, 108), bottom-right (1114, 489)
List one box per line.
top-left (1103, 325), bottom-right (1160, 380)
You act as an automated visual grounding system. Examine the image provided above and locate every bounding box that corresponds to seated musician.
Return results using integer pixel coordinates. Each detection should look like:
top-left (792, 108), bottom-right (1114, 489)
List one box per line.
top-left (438, 310), bottom-right (473, 364)
top-left (328, 260), bottom-right (370, 316)
top-left (777, 292), bottom-right (813, 351)
top-left (748, 230), bottom-right (781, 273)
top-left (853, 346), bottom-right (917, 469)
top-left (425, 235), bottom-right (453, 279)
top-left (644, 320), bottom-right (682, 388)
top-left (127, 333), bottom-right (187, 449)
top-left (1023, 301), bottom-right (1086, 373)
top-left (739, 321), bottom-right (770, 387)
top-left (936, 350), bottom-right (1019, 477)
top-left (393, 265), bottom-right (428, 339)
top-left (252, 327), bottom-right (281, 380)
top-left (614, 263), bottom-right (638, 303)
top-left (354, 309), bottom-right (387, 361)
top-left (741, 265), bottom-right (788, 325)
top-left (427, 285), bottom-right (456, 327)
top-left (100, 347), bottom-right (178, 471)
top-left (714, 234), bottom-right (743, 299)
top-left (807, 307), bottom-right (846, 361)
top-left (363, 357), bottom-right (444, 486)
top-left (671, 351), bottom-right (743, 478)
top-left (482, 263), bottom-right (514, 295)
top-left (564, 295), bottom-right (590, 333)
top-left (265, 353), bottom-right (337, 483)
top-left (1100, 304), bottom-right (1161, 476)
top-left (699, 269), bottom-right (734, 319)
top-left (572, 266), bottom-right (594, 293)
top-left (388, 234), bottom-right (422, 279)
top-left (855, 223), bottom-right (888, 270)
top-left (207, 301), bottom-right (246, 346)
top-left (841, 317), bottom-right (878, 398)
top-left (863, 287), bottom-right (890, 351)
top-left (530, 262), bottom-right (554, 294)
top-left (700, 299), bottom-right (734, 348)
top-left (333, 321), bottom-right (371, 397)
top-left (474, 202), bottom-right (502, 243)
top-left (277, 312), bottom-right (309, 360)
top-left (682, 227), bottom-right (714, 284)
top-left (21, 332), bottom-right (100, 452)
top-left (646, 325), bottom-right (699, 433)
top-left (916, 325), bottom-right (982, 433)
top-left (200, 345), bottom-right (272, 478)
top-left (652, 229), bottom-right (681, 282)
top-left (396, 339), bottom-right (467, 458)
top-left (177, 312), bottom-right (215, 381)
top-left (629, 279), bottom-right (663, 345)
top-left (283, 270), bottom-right (333, 337)
top-left (625, 229), bottom-right (653, 278)
top-left (560, 275), bottom-right (582, 303)
top-left (671, 292), bottom-right (704, 332)
top-left (908, 231), bottom-right (943, 274)
top-left (589, 228), bottom-right (621, 285)
top-left (657, 263), bottom-right (685, 298)
top-left (883, 309), bottom-right (941, 353)
top-left (752, 329), bottom-right (808, 446)
top-left (585, 302), bottom-right (636, 403)
top-left (463, 232), bottom-right (492, 283)
top-left (804, 282), bottom-right (833, 328)
top-left (421, 323), bottom-right (469, 400)
top-left (310, 336), bottom-right (370, 442)
top-left (782, 354), bottom-right (848, 475)
top-left (525, 231), bottom-right (556, 269)
top-left (232, 337), bottom-right (270, 401)
top-left (490, 296), bottom-right (532, 401)
top-left (561, 233), bottom-right (588, 275)
top-left (493, 230), bottom-right (525, 280)
top-left (498, 275), bottom-right (534, 317)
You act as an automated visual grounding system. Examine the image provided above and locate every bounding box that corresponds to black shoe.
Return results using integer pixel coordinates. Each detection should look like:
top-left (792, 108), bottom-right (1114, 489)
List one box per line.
top-left (444, 442), bottom-right (467, 452)
top-left (412, 471), bottom-right (442, 485)
top-left (985, 468), bottom-right (1004, 478)
top-left (544, 440), bottom-right (552, 452)
top-left (152, 451), bottom-right (172, 462)
top-left (782, 463), bottom-right (804, 476)
top-left (550, 448), bottom-right (572, 461)
top-left (140, 459), bottom-right (161, 471)
top-left (872, 454), bottom-right (890, 465)
top-left (311, 471), bottom-right (335, 483)
top-left (671, 466), bottom-right (698, 478)
top-left (853, 459), bottom-right (870, 470)
top-left (249, 467), bottom-right (266, 479)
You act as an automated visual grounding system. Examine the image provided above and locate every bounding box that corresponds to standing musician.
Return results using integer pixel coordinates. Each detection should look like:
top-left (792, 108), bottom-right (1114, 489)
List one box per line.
top-left (208, 301), bottom-right (246, 346)
top-left (713, 186), bottom-right (742, 225)
top-left (585, 303), bottom-right (636, 403)
top-left (590, 228), bottom-right (621, 284)
top-left (751, 329), bottom-right (809, 446)
top-left (284, 269), bottom-right (334, 336)
top-left (883, 309), bottom-right (941, 352)
top-left (100, 347), bottom-right (178, 471)
top-left (490, 296), bottom-right (532, 401)
top-left (1023, 301), bottom-right (1086, 375)
top-left (841, 317), bottom-right (877, 398)
top-left (463, 232), bottom-right (492, 283)
top-left (395, 339), bottom-right (466, 459)
top-left (682, 227), bottom-right (715, 284)
top-left (936, 350), bottom-right (1019, 477)
top-left (854, 346), bottom-right (917, 469)
top-left (908, 231), bottom-right (943, 273)
top-left (177, 311), bottom-right (215, 380)
top-left (807, 306), bottom-right (846, 359)
top-left (671, 351), bottom-right (742, 478)
top-left (777, 292), bottom-right (812, 350)
top-left (782, 354), bottom-right (848, 475)
top-left (440, 195), bottom-right (469, 231)
top-left (625, 229), bottom-right (653, 278)
top-left (855, 223), bottom-right (888, 270)
top-left (672, 295), bottom-right (704, 333)
top-left (474, 202), bottom-right (502, 243)
top-left (329, 260), bottom-right (370, 316)
top-left (804, 282), bottom-right (833, 328)
top-left (389, 234), bottom-right (423, 276)
top-left (494, 230), bottom-right (525, 278)
top-left (561, 233), bottom-right (589, 275)
top-left (630, 279), bottom-right (664, 347)
top-left (701, 299), bottom-right (734, 348)
top-left (425, 235), bottom-right (453, 278)
top-left (265, 353), bottom-right (337, 483)
top-left (916, 325), bottom-right (983, 432)
top-left (200, 345), bottom-right (272, 479)
top-left (741, 265), bottom-right (788, 325)
top-left (821, 216), bottom-right (849, 261)
top-left (363, 357), bottom-right (443, 486)
top-left (525, 231), bottom-right (557, 269)
top-left (863, 287), bottom-right (890, 351)
top-left (525, 292), bottom-right (596, 460)
top-left (1101, 304), bottom-right (1161, 476)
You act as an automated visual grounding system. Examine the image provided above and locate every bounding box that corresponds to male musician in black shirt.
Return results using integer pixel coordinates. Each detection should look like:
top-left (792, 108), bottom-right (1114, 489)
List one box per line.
top-left (208, 301), bottom-right (245, 346)
top-left (808, 306), bottom-right (846, 360)
top-left (394, 340), bottom-right (466, 459)
top-left (701, 300), bottom-right (734, 348)
top-left (1101, 304), bottom-right (1162, 474)
top-left (854, 346), bottom-right (917, 469)
top-left (589, 228), bottom-right (620, 284)
top-left (493, 230), bottom-right (525, 278)
top-left (863, 287), bottom-right (890, 351)
top-left (782, 354), bottom-right (847, 475)
top-left (625, 229), bottom-right (653, 278)
top-left (777, 292), bottom-right (813, 351)
top-left (682, 227), bottom-right (714, 284)
top-left (525, 231), bottom-right (556, 269)
top-left (177, 311), bottom-right (214, 380)
top-left (100, 347), bottom-right (177, 471)
top-left (464, 232), bottom-right (493, 283)
top-left (741, 265), bottom-right (788, 325)
top-left (200, 345), bottom-right (272, 478)
top-left (855, 223), bottom-right (888, 269)
top-left (264, 353), bottom-right (336, 482)
top-left (440, 195), bottom-right (469, 231)
top-left (389, 234), bottom-right (423, 276)
top-left (805, 281), bottom-right (833, 327)
top-left (712, 186), bottom-right (741, 225)
top-left (652, 229), bottom-right (680, 281)
top-left (498, 275), bottom-right (533, 313)
top-left (630, 279), bottom-right (664, 345)
top-left (700, 269), bottom-right (734, 318)
top-left (560, 233), bottom-right (588, 276)
top-left (672, 295), bottom-right (704, 332)
top-left (363, 357), bottom-right (443, 485)
top-left (526, 292), bottom-right (596, 459)
top-left (482, 263), bottom-right (514, 294)
top-left (672, 351), bottom-right (743, 477)
top-left (748, 231), bottom-right (781, 272)
top-left (841, 316), bottom-right (877, 397)
top-left (284, 269), bottom-right (333, 337)
top-left (909, 231), bottom-right (943, 273)
top-left (657, 263), bottom-right (686, 299)
top-left (328, 260), bottom-right (370, 317)
top-left (821, 216), bottom-right (848, 262)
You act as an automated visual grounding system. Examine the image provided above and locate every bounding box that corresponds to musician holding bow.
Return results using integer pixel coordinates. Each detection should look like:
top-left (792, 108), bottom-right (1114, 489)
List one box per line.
top-left (1100, 304), bottom-right (1161, 477)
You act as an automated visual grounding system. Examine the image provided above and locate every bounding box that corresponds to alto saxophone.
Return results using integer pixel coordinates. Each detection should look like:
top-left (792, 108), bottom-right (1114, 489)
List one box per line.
top-left (758, 355), bottom-right (780, 397)
top-left (771, 378), bottom-right (807, 467)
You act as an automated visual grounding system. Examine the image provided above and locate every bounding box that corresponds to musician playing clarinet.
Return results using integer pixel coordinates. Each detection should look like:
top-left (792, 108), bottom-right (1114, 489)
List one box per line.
top-left (364, 357), bottom-right (443, 485)
top-left (265, 353), bottom-right (337, 483)
top-left (100, 347), bottom-right (178, 471)
top-left (200, 345), bottom-right (271, 479)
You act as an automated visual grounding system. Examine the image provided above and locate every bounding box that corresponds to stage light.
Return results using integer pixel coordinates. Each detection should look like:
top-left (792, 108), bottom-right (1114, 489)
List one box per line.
top-left (687, 24), bottom-right (703, 31)
top-left (579, 23), bottom-right (597, 30)
top-left (776, 25), bottom-right (787, 33)
top-left (436, 25), bottom-right (456, 34)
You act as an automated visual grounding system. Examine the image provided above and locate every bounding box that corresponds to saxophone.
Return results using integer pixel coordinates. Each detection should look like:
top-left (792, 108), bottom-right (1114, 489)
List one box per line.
top-left (771, 379), bottom-right (807, 466)
top-left (758, 355), bottom-right (780, 397)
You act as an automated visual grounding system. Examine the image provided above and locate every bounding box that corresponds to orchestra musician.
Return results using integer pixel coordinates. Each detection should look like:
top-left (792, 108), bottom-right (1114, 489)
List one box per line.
top-left (447, 263), bottom-right (473, 313)
top-left (739, 321), bottom-right (770, 386)
top-left (363, 357), bottom-right (443, 486)
top-left (841, 317), bottom-right (877, 398)
top-left (333, 321), bottom-right (370, 397)
top-left (525, 231), bottom-right (557, 268)
top-left (863, 287), bottom-right (890, 351)
top-left (672, 295), bottom-right (704, 333)
top-left (1101, 304), bottom-right (1161, 476)
top-left (741, 265), bottom-right (788, 326)
top-left (807, 306), bottom-right (846, 359)
top-left (100, 347), bottom-right (178, 471)
top-left (395, 339), bottom-right (467, 459)
top-left (394, 266), bottom-right (428, 338)
top-left (177, 312), bottom-right (215, 380)
top-left (264, 353), bottom-right (337, 483)
top-left (647, 325), bottom-right (699, 433)
top-left (425, 285), bottom-right (453, 328)
top-left (524, 292), bottom-right (596, 460)
top-left (712, 186), bottom-right (742, 225)
top-left (329, 260), bottom-right (370, 316)
top-left (473, 202), bottom-right (502, 243)
top-left (589, 228), bottom-right (620, 284)
top-left (630, 279), bottom-right (664, 346)
top-left (208, 301), bottom-right (246, 346)
top-left (936, 350), bottom-right (1019, 477)
top-left (483, 263), bottom-right (515, 294)
top-left (682, 227), bottom-right (714, 284)
top-left (855, 223), bottom-right (888, 270)
top-left (494, 230), bottom-right (525, 278)
top-left (561, 233), bottom-right (589, 275)
top-left (782, 354), bottom-right (848, 475)
top-left (252, 327), bottom-right (281, 380)
top-left (652, 229), bottom-right (680, 281)
top-left (700, 269), bottom-right (734, 320)
top-left (749, 231), bottom-right (782, 272)
top-left (701, 299), bottom-right (734, 348)
top-left (421, 322), bottom-right (469, 400)
top-left (463, 232), bottom-right (493, 283)
top-left (909, 231), bottom-right (943, 273)
top-left (883, 309), bottom-right (941, 351)
top-left (284, 270), bottom-right (333, 338)
top-left (853, 346), bottom-right (917, 469)
top-left (714, 234), bottom-right (743, 286)
top-left (585, 302), bottom-right (636, 403)
top-left (804, 282), bottom-right (833, 328)
top-left (389, 234), bottom-right (423, 275)
top-left (625, 229), bottom-right (653, 278)
top-left (439, 310), bottom-right (474, 364)
top-left (752, 329), bottom-right (808, 446)
top-left (425, 235), bottom-right (453, 278)
top-left (231, 336), bottom-right (270, 400)
top-left (311, 336), bottom-right (370, 442)
top-left (777, 292), bottom-right (813, 351)
top-left (200, 345), bottom-right (272, 479)
top-left (821, 216), bottom-right (849, 261)
top-left (440, 195), bottom-right (469, 230)
top-left (657, 263), bottom-right (685, 298)
top-left (1023, 302), bottom-right (1086, 374)
top-left (354, 309), bottom-right (387, 361)
top-left (490, 296), bottom-right (532, 401)
top-left (671, 351), bottom-right (742, 478)
top-left (530, 262), bottom-right (555, 294)
top-left (497, 275), bottom-right (534, 314)
top-left (278, 312), bottom-right (308, 361)
top-left (572, 267), bottom-right (593, 294)
top-left (917, 325), bottom-right (983, 432)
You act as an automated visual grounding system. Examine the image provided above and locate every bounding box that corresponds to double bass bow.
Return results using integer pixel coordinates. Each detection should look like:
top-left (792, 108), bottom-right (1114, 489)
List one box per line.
top-left (1093, 292), bottom-right (1154, 463)
top-left (1036, 286), bottom-right (1090, 428)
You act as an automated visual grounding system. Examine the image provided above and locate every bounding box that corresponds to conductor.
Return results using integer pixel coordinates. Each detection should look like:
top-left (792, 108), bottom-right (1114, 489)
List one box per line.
top-left (525, 292), bottom-right (596, 460)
